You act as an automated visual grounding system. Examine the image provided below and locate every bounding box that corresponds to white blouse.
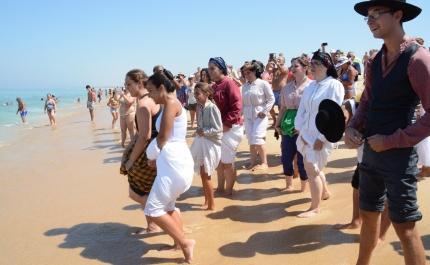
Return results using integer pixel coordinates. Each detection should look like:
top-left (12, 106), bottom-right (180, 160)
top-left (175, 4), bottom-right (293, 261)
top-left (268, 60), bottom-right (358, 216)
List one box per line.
top-left (242, 78), bottom-right (275, 119)
top-left (295, 77), bottom-right (344, 144)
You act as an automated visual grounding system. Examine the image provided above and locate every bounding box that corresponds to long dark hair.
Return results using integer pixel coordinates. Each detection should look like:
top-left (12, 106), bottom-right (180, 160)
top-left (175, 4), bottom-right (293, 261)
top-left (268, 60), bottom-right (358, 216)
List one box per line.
top-left (147, 72), bottom-right (175, 93)
top-left (200, 68), bottom-right (212, 84)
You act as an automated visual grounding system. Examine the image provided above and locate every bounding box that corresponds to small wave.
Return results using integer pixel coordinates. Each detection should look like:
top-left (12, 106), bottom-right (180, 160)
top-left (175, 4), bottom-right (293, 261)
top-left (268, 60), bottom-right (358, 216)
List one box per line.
top-left (3, 122), bottom-right (19, 127)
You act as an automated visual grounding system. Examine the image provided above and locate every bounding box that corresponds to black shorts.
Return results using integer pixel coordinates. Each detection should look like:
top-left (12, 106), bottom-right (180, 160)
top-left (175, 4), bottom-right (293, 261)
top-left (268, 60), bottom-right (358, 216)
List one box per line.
top-left (351, 163), bottom-right (360, 189)
top-left (130, 185), bottom-right (148, 196)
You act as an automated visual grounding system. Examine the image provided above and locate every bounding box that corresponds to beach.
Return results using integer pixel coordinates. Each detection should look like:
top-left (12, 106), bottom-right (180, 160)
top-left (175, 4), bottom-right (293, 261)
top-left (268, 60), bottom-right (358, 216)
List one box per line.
top-left (1, 99), bottom-right (429, 265)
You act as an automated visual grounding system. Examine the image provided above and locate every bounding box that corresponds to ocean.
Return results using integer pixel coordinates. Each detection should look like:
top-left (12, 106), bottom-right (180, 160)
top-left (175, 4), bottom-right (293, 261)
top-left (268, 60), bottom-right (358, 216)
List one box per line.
top-left (0, 88), bottom-right (110, 146)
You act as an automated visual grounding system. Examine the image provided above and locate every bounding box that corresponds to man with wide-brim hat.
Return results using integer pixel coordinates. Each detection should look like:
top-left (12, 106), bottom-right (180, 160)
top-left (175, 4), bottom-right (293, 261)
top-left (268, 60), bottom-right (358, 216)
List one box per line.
top-left (345, 1), bottom-right (430, 264)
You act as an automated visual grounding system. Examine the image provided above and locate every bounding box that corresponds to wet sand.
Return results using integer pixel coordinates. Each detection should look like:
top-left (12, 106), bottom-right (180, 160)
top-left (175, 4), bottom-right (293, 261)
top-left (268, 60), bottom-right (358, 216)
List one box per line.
top-left (1, 102), bottom-right (429, 265)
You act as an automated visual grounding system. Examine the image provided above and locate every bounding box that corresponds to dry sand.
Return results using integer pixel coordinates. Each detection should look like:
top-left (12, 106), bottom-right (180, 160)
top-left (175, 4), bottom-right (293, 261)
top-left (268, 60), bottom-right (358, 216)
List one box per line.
top-left (1, 101), bottom-right (429, 265)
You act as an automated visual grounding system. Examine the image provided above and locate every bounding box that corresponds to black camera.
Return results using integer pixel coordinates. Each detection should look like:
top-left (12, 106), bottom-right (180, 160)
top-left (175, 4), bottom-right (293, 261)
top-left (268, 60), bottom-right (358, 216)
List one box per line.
top-left (322, 43), bottom-right (328, 46)
top-left (269, 53), bottom-right (276, 59)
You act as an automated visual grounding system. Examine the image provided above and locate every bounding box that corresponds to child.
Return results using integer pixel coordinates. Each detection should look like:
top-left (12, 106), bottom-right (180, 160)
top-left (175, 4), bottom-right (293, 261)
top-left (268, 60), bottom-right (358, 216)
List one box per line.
top-left (190, 82), bottom-right (223, 211)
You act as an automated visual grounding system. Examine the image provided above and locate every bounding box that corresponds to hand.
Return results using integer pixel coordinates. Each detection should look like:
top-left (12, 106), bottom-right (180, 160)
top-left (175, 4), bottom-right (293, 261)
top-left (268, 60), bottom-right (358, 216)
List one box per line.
top-left (275, 126), bottom-right (281, 135)
top-left (294, 129), bottom-right (300, 135)
top-left (301, 135), bottom-right (308, 145)
top-left (367, 134), bottom-right (387, 152)
top-left (223, 125), bottom-right (230, 133)
top-left (345, 127), bottom-right (364, 149)
top-left (122, 155), bottom-right (127, 163)
top-left (196, 128), bottom-right (203, 137)
top-left (120, 91), bottom-right (125, 97)
top-left (313, 139), bottom-right (324, 151)
top-left (125, 160), bottom-right (134, 171)
top-left (147, 159), bottom-right (156, 168)
top-left (258, 113), bottom-right (266, 119)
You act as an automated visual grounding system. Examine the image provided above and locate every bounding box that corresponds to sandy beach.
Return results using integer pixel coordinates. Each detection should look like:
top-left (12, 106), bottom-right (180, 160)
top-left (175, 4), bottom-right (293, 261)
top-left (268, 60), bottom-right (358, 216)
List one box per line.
top-left (1, 102), bottom-right (429, 265)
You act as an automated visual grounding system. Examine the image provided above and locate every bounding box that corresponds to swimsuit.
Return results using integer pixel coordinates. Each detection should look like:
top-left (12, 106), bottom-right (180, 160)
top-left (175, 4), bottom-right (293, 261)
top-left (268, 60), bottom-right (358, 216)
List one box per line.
top-left (21, 110), bottom-right (27, 117)
top-left (46, 102), bottom-right (55, 112)
top-left (120, 112), bottom-right (135, 120)
top-left (87, 100), bottom-right (94, 110)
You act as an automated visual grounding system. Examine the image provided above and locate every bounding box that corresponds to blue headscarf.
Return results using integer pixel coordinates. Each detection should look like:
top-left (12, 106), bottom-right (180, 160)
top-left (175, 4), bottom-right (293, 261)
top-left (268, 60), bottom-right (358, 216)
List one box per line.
top-left (209, 57), bottom-right (228, 75)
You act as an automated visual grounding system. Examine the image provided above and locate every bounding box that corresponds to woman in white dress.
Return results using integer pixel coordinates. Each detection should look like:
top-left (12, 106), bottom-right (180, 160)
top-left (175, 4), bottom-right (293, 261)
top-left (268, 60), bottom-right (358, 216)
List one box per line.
top-left (240, 60), bottom-right (275, 170)
top-left (145, 72), bottom-right (195, 264)
top-left (295, 50), bottom-right (344, 218)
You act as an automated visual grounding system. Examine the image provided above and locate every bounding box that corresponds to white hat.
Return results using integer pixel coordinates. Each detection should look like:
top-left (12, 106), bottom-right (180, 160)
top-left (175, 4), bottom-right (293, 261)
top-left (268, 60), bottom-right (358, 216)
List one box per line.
top-left (335, 57), bottom-right (349, 69)
top-left (330, 49), bottom-right (336, 53)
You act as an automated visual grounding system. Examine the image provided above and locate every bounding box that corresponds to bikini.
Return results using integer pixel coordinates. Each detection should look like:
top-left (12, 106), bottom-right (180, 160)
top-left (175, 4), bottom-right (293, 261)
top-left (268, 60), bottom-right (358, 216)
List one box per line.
top-left (340, 68), bottom-right (354, 93)
top-left (119, 98), bottom-right (135, 119)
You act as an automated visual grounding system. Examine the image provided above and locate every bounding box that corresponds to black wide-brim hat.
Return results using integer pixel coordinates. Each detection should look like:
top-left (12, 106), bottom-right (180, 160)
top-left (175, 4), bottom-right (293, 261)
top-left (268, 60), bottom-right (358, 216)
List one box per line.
top-left (315, 99), bottom-right (345, 143)
top-left (354, 0), bottom-right (421, 22)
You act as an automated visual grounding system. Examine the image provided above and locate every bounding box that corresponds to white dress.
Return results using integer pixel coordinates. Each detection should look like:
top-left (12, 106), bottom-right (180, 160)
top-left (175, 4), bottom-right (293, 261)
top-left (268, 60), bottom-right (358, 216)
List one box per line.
top-left (295, 77), bottom-right (344, 172)
top-left (417, 107), bottom-right (430, 167)
top-left (144, 106), bottom-right (194, 217)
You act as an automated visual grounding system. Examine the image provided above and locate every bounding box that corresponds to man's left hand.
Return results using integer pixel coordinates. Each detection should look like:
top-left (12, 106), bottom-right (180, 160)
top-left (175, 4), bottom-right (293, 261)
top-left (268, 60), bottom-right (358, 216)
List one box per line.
top-left (367, 134), bottom-right (387, 152)
top-left (197, 128), bottom-right (203, 137)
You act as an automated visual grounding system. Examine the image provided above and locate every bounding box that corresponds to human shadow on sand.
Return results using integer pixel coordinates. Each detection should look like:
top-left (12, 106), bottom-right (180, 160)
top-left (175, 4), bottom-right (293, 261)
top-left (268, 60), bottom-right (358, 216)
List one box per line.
top-left (45, 222), bottom-right (184, 265)
top-left (326, 156), bottom-right (358, 169)
top-left (236, 173), bottom-right (284, 185)
top-left (207, 198), bottom-right (311, 223)
top-left (123, 204), bottom-right (142, 211)
top-left (103, 156), bottom-right (122, 164)
top-left (96, 132), bottom-right (121, 136)
top-left (390, 234), bottom-right (430, 261)
top-left (84, 144), bottom-right (122, 151)
top-left (219, 224), bottom-right (359, 258)
top-left (325, 170), bottom-right (355, 185)
top-left (229, 188), bottom-right (287, 202)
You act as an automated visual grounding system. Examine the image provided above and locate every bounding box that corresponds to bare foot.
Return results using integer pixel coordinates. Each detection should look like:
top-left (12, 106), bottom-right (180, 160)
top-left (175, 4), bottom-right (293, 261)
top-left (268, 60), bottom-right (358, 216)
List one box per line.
top-left (221, 190), bottom-right (233, 196)
top-left (201, 203), bottom-right (208, 208)
top-left (246, 163), bottom-right (256, 170)
top-left (158, 243), bottom-right (181, 252)
top-left (134, 227), bottom-right (162, 235)
top-left (214, 188), bottom-right (225, 193)
top-left (322, 192), bottom-right (331, 200)
top-left (377, 236), bottom-right (386, 245)
top-left (285, 186), bottom-right (295, 191)
top-left (183, 239), bottom-right (195, 264)
top-left (258, 163), bottom-right (268, 170)
top-left (332, 222), bottom-right (362, 230)
top-left (297, 208), bottom-right (320, 218)
top-left (206, 206), bottom-right (216, 211)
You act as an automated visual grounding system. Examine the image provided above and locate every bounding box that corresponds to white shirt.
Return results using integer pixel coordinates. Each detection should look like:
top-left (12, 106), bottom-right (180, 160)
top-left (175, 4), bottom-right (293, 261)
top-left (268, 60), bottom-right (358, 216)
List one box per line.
top-left (242, 78), bottom-right (275, 119)
top-left (295, 77), bottom-right (344, 144)
top-left (187, 86), bottom-right (197, 104)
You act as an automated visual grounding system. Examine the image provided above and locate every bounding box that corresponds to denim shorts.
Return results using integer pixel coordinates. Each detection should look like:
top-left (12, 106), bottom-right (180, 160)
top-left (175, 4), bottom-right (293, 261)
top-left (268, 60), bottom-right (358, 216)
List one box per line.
top-left (359, 141), bottom-right (422, 223)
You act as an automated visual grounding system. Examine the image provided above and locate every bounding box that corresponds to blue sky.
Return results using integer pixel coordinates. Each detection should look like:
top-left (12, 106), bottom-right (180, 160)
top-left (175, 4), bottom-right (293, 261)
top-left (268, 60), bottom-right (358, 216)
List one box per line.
top-left (1, 0), bottom-right (429, 89)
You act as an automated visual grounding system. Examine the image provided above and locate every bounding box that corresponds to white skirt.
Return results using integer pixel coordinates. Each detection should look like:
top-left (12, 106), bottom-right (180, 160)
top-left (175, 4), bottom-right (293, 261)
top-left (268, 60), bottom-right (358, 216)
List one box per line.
top-left (145, 140), bottom-right (194, 217)
top-left (190, 136), bottom-right (221, 177)
top-left (296, 134), bottom-right (333, 172)
top-left (221, 124), bottom-right (244, 164)
top-left (418, 108), bottom-right (430, 167)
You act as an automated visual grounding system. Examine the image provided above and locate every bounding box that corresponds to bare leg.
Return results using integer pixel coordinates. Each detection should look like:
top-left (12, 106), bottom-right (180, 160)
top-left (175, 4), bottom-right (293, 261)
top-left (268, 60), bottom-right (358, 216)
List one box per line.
top-left (21, 115), bottom-right (26, 123)
top-left (333, 188), bottom-right (362, 229)
top-left (201, 166), bottom-right (215, 211)
top-left (300, 180), bottom-right (307, 193)
top-left (269, 106), bottom-right (276, 126)
top-left (357, 210), bottom-right (381, 264)
top-left (120, 117), bottom-right (127, 147)
top-left (89, 109), bottom-right (94, 121)
top-left (392, 221), bottom-right (426, 265)
top-left (128, 187), bottom-right (161, 234)
top-left (247, 145), bottom-right (257, 169)
top-left (148, 212), bottom-right (195, 264)
top-left (215, 162), bottom-right (225, 193)
top-left (298, 160), bottom-right (322, 218)
top-left (190, 110), bottom-right (196, 128)
top-left (255, 144), bottom-right (268, 169)
top-left (320, 171), bottom-right (331, 200)
top-left (223, 163), bottom-right (236, 196)
top-left (285, 175), bottom-right (294, 190)
top-left (378, 200), bottom-right (391, 243)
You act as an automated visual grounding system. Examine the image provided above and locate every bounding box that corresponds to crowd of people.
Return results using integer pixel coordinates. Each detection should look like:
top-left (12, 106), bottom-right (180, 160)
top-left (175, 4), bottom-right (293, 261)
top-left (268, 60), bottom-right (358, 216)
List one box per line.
top-left (9, 1), bottom-right (427, 263)
top-left (114, 0), bottom-right (430, 263)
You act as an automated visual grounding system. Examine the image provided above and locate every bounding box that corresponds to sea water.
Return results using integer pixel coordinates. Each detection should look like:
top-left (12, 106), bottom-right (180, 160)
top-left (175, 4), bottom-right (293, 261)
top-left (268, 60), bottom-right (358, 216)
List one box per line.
top-left (0, 88), bottom-right (109, 145)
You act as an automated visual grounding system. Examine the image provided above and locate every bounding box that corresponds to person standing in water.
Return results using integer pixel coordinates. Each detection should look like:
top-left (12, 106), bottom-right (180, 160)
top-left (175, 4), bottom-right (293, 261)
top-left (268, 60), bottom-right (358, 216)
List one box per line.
top-left (44, 93), bottom-right (57, 125)
top-left (16, 98), bottom-right (27, 123)
top-left (86, 85), bottom-right (95, 121)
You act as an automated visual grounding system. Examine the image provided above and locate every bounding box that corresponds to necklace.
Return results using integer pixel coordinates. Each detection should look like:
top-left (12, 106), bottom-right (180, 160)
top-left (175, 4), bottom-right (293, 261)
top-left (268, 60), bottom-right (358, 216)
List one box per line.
top-left (294, 76), bottom-right (308, 89)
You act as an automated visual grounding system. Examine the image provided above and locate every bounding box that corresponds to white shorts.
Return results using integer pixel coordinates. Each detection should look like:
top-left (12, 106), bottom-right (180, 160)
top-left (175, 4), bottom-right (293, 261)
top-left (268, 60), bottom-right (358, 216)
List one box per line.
top-left (220, 124), bottom-right (244, 164)
top-left (244, 116), bottom-right (268, 145)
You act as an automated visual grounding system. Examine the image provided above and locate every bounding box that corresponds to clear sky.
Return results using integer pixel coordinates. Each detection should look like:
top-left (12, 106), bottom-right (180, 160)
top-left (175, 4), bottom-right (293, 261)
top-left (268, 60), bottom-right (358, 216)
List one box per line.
top-left (1, 0), bottom-right (429, 89)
